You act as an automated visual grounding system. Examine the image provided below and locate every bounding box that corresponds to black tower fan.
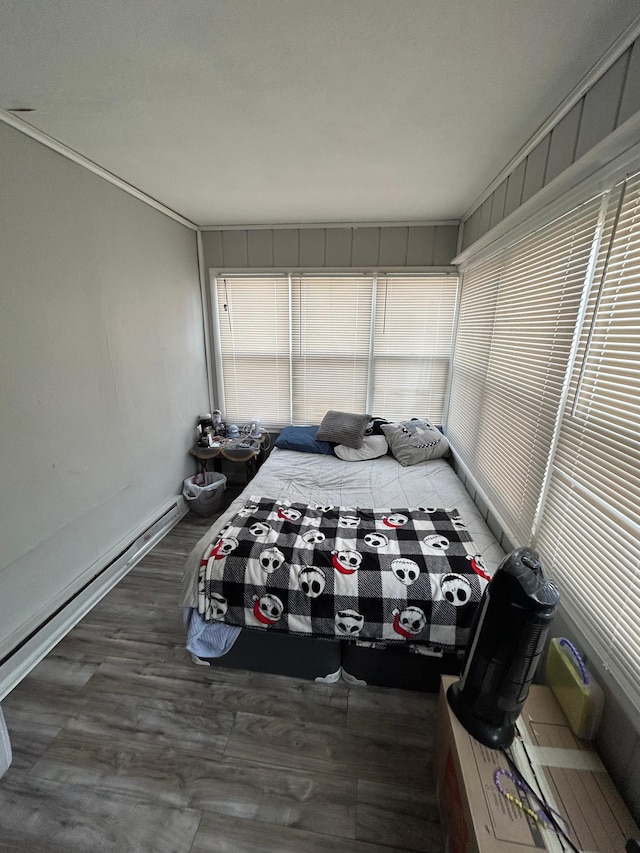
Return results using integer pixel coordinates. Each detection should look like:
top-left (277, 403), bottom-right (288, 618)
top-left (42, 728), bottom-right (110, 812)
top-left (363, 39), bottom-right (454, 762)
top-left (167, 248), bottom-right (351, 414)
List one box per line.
top-left (447, 546), bottom-right (559, 749)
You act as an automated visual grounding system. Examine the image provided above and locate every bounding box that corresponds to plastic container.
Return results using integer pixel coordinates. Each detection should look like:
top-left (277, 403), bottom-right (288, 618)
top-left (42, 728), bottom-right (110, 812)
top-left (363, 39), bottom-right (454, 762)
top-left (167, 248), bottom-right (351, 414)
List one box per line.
top-left (546, 637), bottom-right (604, 740)
top-left (182, 471), bottom-right (227, 516)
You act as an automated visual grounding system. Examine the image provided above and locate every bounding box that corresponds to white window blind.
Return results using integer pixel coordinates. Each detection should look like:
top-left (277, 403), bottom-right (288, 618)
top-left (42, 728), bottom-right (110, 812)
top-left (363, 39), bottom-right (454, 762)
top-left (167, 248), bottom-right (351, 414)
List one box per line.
top-left (291, 276), bottom-right (372, 423)
top-left (372, 276), bottom-right (457, 422)
top-left (215, 276), bottom-right (292, 425)
top-left (446, 196), bottom-right (604, 545)
top-left (442, 255), bottom-right (501, 463)
top-left (213, 273), bottom-right (458, 427)
top-left (534, 175), bottom-right (640, 709)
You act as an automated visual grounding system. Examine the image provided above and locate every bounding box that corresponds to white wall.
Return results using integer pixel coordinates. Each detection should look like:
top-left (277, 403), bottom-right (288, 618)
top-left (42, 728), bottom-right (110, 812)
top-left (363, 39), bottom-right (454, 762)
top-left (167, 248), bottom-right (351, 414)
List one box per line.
top-left (0, 121), bottom-right (208, 660)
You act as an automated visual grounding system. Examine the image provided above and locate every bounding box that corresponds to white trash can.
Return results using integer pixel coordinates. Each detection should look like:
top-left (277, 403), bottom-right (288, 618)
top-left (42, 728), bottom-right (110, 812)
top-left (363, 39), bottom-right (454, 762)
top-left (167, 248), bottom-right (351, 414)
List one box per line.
top-left (182, 471), bottom-right (227, 516)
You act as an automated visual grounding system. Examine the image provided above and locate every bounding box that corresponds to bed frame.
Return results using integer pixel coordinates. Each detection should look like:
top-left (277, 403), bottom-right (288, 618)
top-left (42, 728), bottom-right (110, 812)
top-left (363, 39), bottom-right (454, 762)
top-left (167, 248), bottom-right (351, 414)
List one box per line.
top-left (192, 632), bottom-right (462, 692)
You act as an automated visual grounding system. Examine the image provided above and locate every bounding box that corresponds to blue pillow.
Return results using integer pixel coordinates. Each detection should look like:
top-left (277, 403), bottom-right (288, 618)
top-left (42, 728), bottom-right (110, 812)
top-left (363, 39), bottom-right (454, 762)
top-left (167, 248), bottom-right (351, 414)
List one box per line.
top-left (275, 426), bottom-right (334, 455)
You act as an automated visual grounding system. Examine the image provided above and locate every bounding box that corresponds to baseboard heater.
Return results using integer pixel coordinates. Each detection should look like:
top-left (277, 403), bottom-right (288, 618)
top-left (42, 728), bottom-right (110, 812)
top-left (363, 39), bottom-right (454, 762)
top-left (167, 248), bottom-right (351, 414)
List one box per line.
top-left (0, 495), bottom-right (188, 706)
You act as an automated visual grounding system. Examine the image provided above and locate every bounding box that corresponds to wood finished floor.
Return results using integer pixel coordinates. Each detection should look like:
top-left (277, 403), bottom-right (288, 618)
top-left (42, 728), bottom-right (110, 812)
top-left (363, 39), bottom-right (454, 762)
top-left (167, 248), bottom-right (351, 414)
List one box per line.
top-left (0, 485), bottom-right (445, 853)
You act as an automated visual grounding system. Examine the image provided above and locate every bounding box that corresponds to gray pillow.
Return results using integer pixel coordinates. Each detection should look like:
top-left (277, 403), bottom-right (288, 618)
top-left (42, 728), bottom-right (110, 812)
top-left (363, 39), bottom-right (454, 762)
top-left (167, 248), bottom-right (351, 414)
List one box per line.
top-left (334, 435), bottom-right (388, 461)
top-left (316, 410), bottom-right (370, 449)
top-left (381, 419), bottom-right (449, 466)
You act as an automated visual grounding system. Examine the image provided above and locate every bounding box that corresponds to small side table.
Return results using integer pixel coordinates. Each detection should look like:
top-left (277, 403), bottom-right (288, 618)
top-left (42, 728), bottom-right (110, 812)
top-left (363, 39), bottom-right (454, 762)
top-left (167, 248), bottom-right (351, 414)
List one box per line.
top-left (189, 436), bottom-right (264, 481)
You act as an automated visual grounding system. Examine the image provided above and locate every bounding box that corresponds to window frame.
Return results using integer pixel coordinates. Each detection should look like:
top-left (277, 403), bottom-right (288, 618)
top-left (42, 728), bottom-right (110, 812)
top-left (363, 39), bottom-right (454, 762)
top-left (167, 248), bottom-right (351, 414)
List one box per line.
top-left (446, 165), bottom-right (640, 715)
top-left (210, 271), bottom-right (459, 428)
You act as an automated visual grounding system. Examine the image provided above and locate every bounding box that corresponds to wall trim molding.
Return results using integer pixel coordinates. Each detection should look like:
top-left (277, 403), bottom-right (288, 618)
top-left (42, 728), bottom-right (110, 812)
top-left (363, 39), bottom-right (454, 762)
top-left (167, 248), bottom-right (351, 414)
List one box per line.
top-left (196, 230), bottom-right (215, 410)
top-left (0, 495), bottom-right (188, 702)
top-left (0, 108), bottom-right (197, 231)
top-left (447, 449), bottom-right (516, 554)
top-left (460, 13), bottom-right (640, 223)
top-left (208, 266), bottom-right (458, 275)
top-left (199, 220), bottom-right (459, 231)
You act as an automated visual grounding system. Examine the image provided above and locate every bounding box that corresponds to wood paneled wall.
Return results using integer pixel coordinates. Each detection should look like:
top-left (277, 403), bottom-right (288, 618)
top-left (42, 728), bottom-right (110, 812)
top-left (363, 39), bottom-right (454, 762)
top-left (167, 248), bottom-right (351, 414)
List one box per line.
top-left (202, 224), bottom-right (458, 271)
top-left (461, 38), bottom-right (640, 251)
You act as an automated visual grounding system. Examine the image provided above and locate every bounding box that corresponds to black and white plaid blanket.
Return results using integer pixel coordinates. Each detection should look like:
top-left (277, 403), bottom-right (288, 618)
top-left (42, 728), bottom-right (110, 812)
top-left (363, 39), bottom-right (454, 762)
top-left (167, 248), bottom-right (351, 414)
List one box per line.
top-left (197, 496), bottom-right (491, 651)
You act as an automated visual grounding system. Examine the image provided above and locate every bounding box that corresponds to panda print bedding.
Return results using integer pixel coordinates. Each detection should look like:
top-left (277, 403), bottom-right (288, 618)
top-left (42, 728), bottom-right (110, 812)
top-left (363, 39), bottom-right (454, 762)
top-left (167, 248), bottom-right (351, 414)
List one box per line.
top-left (196, 495), bottom-right (491, 652)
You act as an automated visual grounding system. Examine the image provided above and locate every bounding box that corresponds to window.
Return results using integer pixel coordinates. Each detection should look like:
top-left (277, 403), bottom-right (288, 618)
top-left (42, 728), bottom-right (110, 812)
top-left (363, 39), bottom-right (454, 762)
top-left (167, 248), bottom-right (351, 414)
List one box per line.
top-left (291, 276), bottom-right (372, 424)
top-left (447, 172), bottom-right (640, 712)
top-left (212, 273), bottom-right (457, 427)
top-left (372, 276), bottom-right (457, 421)
top-left (446, 196), bottom-right (605, 545)
top-left (213, 276), bottom-right (292, 426)
top-left (533, 175), bottom-right (640, 709)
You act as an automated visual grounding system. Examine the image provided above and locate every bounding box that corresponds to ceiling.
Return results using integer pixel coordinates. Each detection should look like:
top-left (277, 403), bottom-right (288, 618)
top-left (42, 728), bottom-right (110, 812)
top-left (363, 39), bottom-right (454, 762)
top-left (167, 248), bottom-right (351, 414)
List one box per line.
top-left (1, 1), bottom-right (639, 227)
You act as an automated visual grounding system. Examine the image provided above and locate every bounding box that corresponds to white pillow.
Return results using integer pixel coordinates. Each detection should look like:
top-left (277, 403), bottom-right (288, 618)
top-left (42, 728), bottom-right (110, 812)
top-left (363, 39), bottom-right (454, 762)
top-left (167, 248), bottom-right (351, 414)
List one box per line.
top-left (334, 435), bottom-right (388, 461)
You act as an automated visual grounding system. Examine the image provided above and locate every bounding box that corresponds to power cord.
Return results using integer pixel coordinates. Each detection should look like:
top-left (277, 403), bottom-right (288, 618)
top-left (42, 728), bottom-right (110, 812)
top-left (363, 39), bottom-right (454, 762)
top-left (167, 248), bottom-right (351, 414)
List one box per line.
top-left (498, 747), bottom-right (580, 853)
top-left (498, 736), bottom-right (640, 853)
top-left (240, 423), bottom-right (272, 452)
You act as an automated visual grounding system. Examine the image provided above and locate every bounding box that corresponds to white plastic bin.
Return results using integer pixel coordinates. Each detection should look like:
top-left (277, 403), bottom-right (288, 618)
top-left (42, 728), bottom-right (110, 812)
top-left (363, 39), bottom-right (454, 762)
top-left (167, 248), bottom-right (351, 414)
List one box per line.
top-left (182, 471), bottom-right (227, 516)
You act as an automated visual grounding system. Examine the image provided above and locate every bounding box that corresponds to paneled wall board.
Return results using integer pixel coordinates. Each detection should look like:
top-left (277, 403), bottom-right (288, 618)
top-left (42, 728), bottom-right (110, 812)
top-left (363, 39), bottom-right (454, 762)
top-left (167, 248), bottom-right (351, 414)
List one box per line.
top-left (378, 227), bottom-right (409, 266)
top-left (406, 225), bottom-right (435, 265)
top-left (325, 228), bottom-right (352, 266)
top-left (489, 179), bottom-right (508, 229)
top-left (521, 135), bottom-right (550, 204)
top-left (221, 230), bottom-right (248, 267)
top-left (205, 230), bottom-right (224, 268)
top-left (247, 229), bottom-right (274, 267)
top-left (574, 50), bottom-right (630, 162)
top-left (273, 229), bottom-right (299, 267)
top-left (463, 209), bottom-right (480, 252)
top-left (461, 35), bottom-right (640, 253)
top-left (299, 228), bottom-right (326, 266)
top-left (503, 159), bottom-right (526, 220)
top-left (478, 197), bottom-right (493, 237)
top-left (433, 226), bottom-right (459, 266)
top-left (351, 227), bottom-right (381, 266)
top-left (618, 40), bottom-right (640, 125)
top-left (544, 101), bottom-right (583, 185)
top-left (203, 224), bottom-right (459, 270)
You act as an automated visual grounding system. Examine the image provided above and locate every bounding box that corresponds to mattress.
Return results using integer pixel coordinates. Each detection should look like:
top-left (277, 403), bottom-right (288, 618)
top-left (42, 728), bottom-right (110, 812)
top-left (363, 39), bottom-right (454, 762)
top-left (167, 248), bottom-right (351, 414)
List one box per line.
top-left (181, 447), bottom-right (505, 608)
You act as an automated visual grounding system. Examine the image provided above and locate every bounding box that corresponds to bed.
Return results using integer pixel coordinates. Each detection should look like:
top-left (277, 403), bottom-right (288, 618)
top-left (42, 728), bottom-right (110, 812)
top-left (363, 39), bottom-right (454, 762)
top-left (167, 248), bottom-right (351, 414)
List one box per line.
top-left (181, 421), bottom-right (506, 692)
